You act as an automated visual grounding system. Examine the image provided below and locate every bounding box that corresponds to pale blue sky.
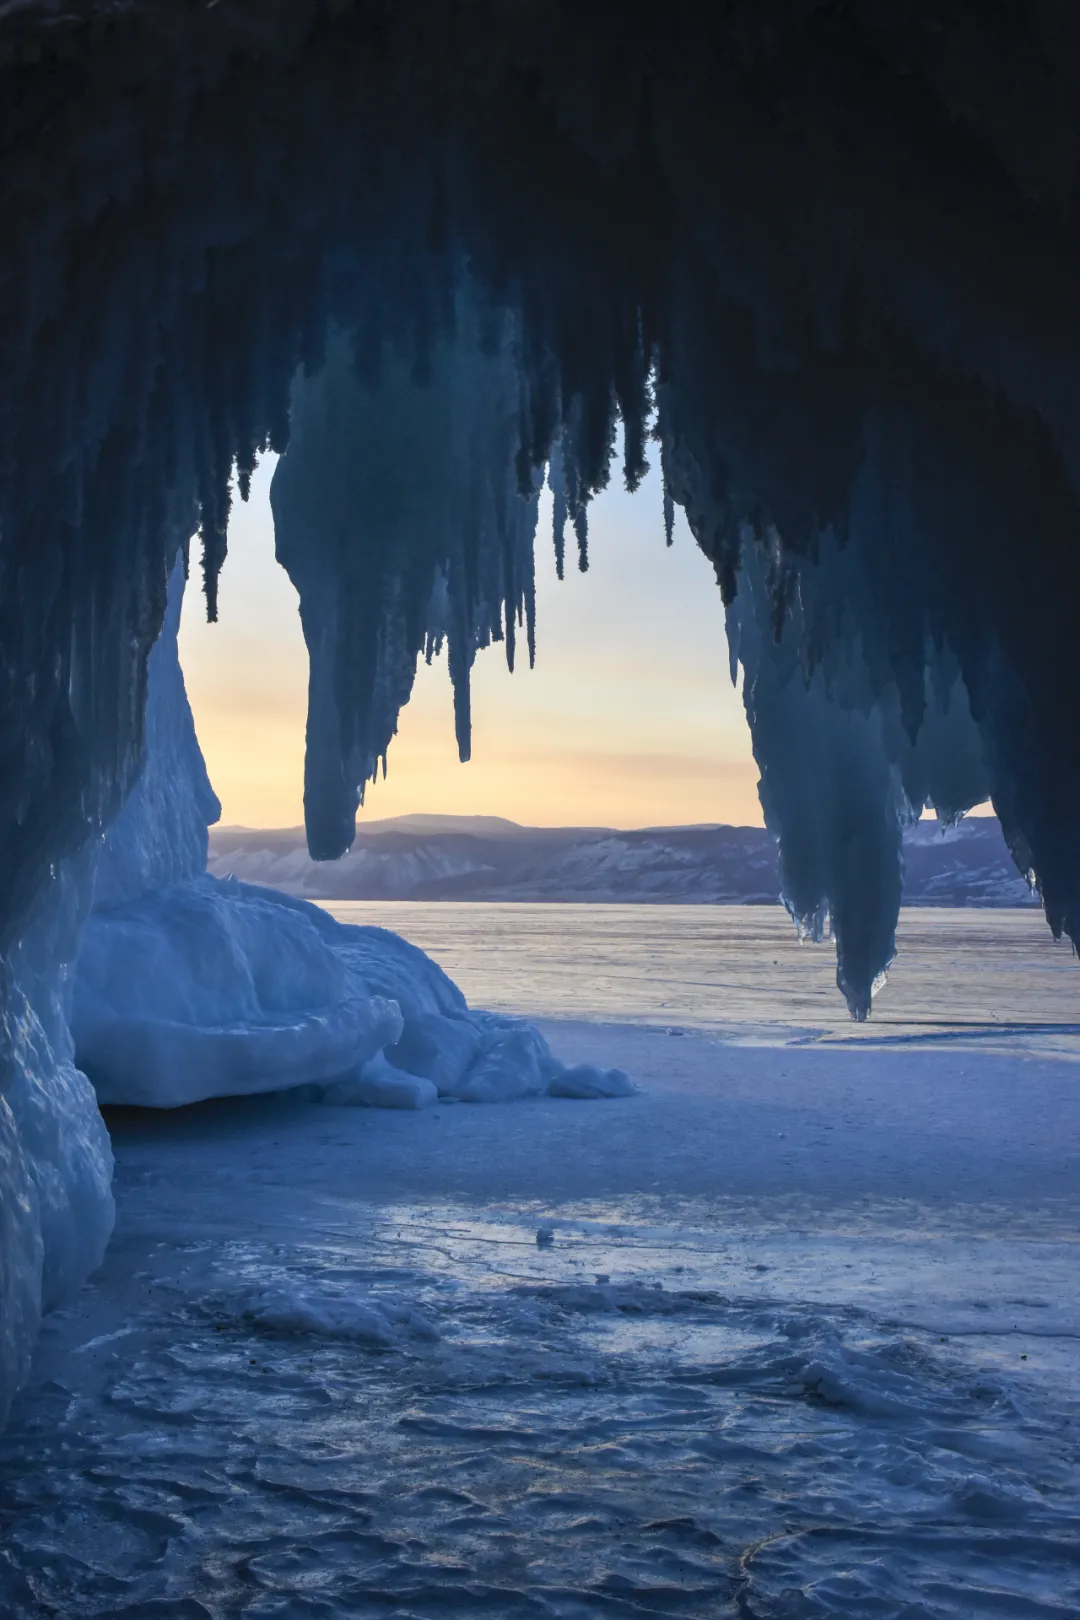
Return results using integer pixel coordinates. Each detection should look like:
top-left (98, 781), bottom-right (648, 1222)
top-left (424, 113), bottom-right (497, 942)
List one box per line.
top-left (179, 451), bottom-right (762, 829)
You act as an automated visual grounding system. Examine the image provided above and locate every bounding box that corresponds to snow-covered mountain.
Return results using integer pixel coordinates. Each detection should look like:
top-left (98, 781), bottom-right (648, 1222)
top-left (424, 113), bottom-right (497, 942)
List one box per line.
top-left (208, 815), bottom-right (1037, 908)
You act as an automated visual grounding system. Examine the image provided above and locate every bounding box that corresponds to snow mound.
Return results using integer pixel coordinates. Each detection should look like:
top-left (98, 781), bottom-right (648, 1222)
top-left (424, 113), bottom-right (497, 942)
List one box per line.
top-left (384, 1011), bottom-right (483, 1095)
top-left (447, 1017), bottom-right (557, 1102)
top-left (74, 876), bottom-right (402, 1107)
top-left (321, 1053), bottom-right (438, 1110)
top-left (548, 1063), bottom-right (636, 1099)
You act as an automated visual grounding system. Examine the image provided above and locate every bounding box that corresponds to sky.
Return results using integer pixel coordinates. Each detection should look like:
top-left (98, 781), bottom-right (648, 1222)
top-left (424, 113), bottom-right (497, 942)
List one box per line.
top-left (178, 452), bottom-right (765, 831)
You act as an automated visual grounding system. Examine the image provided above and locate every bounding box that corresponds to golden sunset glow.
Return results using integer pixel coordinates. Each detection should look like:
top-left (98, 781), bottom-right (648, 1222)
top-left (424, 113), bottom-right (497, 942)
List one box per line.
top-left (179, 454), bottom-right (764, 831)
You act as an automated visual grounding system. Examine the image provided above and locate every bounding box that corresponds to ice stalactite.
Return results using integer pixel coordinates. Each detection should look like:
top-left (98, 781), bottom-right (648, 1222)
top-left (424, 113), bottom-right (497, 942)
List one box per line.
top-left (725, 541), bottom-right (901, 1020)
top-left (724, 535), bottom-right (991, 1019)
top-left (271, 316), bottom-right (542, 861)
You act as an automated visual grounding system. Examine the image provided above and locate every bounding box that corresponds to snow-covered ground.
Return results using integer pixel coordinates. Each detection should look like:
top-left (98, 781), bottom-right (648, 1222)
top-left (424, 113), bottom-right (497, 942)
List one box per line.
top-left (1, 907), bottom-right (1078, 1617)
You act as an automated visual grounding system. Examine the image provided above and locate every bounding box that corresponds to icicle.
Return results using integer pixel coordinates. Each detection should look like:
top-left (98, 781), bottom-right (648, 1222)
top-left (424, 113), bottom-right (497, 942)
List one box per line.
top-left (575, 508), bottom-right (589, 573)
top-left (549, 444), bottom-right (568, 581)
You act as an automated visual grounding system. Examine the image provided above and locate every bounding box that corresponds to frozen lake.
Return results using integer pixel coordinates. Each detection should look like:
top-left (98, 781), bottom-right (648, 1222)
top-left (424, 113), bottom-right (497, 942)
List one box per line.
top-left (0, 906), bottom-right (1077, 1617)
top-left (324, 901), bottom-right (1080, 1045)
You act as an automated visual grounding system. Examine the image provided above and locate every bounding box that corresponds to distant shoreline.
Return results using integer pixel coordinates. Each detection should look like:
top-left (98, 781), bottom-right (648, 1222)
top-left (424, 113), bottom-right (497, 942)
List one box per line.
top-left (209, 814), bottom-right (1038, 910)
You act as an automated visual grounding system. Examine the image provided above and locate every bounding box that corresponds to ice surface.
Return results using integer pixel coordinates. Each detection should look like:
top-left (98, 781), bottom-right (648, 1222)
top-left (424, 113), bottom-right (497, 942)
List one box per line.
top-left (3, 953), bottom-right (1078, 1617)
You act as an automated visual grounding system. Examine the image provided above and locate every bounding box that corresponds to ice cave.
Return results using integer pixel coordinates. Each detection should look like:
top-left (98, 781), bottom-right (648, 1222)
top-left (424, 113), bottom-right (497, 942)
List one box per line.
top-left (2, 4), bottom-right (1080, 1611)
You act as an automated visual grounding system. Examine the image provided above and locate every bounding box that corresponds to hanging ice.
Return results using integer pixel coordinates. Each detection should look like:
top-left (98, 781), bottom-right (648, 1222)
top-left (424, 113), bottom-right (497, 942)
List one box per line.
top-left (270, 313), bottom-right (542, 861)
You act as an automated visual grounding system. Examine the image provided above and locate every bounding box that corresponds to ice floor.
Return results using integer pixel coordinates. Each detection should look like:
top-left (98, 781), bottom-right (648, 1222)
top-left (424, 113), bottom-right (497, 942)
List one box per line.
top-left (1, 909), bottom-right (1078, 1617)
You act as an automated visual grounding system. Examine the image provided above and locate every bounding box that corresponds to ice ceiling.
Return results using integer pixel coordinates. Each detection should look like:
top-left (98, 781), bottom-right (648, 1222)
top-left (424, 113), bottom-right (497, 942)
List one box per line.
top-left (4, 0), bottom-right (1080, 1016)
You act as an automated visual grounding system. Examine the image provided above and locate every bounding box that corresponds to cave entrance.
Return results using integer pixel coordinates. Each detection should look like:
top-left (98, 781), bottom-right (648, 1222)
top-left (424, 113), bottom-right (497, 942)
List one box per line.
top-left (178, 446), bottom-right (758, 841)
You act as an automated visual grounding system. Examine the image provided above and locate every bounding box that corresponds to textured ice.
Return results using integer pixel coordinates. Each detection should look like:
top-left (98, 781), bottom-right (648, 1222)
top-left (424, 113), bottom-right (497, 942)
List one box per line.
top-left (74, 876), bottom-right (404, 1108)
top-left (0, 856), bottom-right (115, 1427)
top-left (3, 1000), bottom-right (1078, 1618)
top-left (232, 1283), bottom-right (440, 1346)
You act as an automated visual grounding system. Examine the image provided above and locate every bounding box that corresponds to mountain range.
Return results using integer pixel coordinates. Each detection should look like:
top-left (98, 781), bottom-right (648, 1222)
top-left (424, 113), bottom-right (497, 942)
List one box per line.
top-left (207, 814), bottom-right (1038, 908)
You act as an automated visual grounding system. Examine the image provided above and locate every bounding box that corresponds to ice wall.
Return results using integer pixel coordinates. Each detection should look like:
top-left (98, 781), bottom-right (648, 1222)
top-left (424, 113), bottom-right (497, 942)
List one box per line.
top-left (94, 556), bottom-right (221, 909)
top-left (0, 556), bottom-right (209, 1423)
top-left (0, 852), bottom-right (115, 1428)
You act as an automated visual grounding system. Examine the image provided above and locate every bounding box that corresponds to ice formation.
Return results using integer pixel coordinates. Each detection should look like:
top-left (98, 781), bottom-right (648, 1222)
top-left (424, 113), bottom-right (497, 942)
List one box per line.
top-left (76, 869), bottom-right (608, 1111)
top-left (0, 860), bottom-right (114, 1427)
top-left (93, 558), bottom-right (222, 910)
top-left (75, 564), bottom-right (626, 1111)
top-left (3, 1), bottom-right (1080, 1403)
top-left (272, 321), bottom-right (541, 860)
